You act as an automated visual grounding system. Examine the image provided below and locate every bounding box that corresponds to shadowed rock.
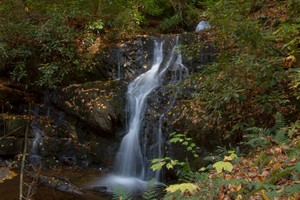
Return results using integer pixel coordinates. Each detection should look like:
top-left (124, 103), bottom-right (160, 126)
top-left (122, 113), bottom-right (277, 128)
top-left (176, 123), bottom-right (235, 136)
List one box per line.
top-left (51, 81), bottom-right (125, 138)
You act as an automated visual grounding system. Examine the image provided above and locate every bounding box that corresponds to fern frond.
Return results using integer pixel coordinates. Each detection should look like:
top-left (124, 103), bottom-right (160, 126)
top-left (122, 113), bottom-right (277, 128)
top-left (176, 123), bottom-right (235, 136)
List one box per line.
top-left (178, 171), bottom-right (197, 183)
top-left (194, 172), bottom-right (209, 182)
top-left (273, 129), bottom-right (290, 144)
top-left (112, 185), bottom-right (132, 200)
top-left (246, 127), bottom-right (263, 134)
top-left (142, 179), bottom-right (166, 200)
top-left (274, 112), bottom-right (286, 131)
top-left (247, 127), bottom-right (272, 135)
top-left (245, 133), bottom-right (270, 148)
top-left (282, 184), bottom-right (300, 196)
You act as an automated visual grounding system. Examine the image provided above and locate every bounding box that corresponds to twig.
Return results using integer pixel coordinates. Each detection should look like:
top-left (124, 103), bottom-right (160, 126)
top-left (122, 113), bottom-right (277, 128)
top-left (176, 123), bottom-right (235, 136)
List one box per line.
top-left (26, 165), bottom-right (41, 199)
top-left (19, 116), bottom-right (29, 200)
top-left (0, 124), bottom-right (28, 141)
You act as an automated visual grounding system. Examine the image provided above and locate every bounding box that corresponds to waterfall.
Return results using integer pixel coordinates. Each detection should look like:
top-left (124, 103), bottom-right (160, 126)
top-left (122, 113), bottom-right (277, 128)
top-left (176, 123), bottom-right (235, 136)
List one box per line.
top-left (97, 36), bottom-right (187, 194)
top-left (114, 41), bottom-right (164, 178)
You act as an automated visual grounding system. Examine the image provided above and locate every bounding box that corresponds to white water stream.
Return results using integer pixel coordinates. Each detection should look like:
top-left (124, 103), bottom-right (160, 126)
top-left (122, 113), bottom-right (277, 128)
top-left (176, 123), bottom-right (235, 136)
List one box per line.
top-left (114, 41), bottom-right (165, 179)
top-left (96, 37), bottom-right (186, 194)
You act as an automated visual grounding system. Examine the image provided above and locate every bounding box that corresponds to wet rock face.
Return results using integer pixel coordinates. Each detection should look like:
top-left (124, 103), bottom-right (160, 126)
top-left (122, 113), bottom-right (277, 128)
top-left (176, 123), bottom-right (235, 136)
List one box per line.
top-left (90, 36), bottom-right (154, 82)
top-left (0, 138), bottom-right (24, 155)
top-left (27, 117), bottom-right (119, 168)
top-left (90, 33), bottom-right (216, 82)
top-left (0, 115), bottom-right (32, 156)
top-left (50, 81), bottom-right (126, 138)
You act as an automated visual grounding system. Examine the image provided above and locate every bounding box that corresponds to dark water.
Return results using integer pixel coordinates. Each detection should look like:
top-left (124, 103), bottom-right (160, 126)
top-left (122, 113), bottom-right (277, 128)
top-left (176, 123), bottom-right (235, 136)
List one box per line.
top-left (0, 168), bottom-right (110, 200)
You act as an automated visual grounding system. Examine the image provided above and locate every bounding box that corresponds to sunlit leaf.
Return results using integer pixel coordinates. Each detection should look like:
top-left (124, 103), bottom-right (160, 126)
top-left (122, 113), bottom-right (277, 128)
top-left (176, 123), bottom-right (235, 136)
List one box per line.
top-left (151, 161), bottom-right (165, 171)
top-left (199, 167), bottom-right (206, 171)
top-left (166, 163), bottom-right (173, 169)
top-left (0, 167), bottom-right (17, 183)
top-left (166, 183), bottom-right (199, 195)
top-left (223, 156), bottom-right (233, 161)
top-left (169, 138), bottom-right (181, 143)
top-left (213, 161), bottom-right (233, 173)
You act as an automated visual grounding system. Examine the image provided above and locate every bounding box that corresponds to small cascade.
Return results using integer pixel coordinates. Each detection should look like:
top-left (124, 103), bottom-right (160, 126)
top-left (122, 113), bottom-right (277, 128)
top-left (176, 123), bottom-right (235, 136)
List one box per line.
top-left (175, 51), bottom-right (189, 82)
top-left (97, 36), bottom-right (189, 194)
top-left (29, 121), bottom-right (44, 168)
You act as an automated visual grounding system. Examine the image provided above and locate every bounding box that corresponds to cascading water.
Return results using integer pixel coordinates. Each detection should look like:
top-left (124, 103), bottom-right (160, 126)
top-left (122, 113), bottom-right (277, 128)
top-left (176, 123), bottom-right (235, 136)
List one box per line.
top-left (114, 41), bottom-right (164, 179)
top-left (144, 36), bottom-right (188, 180)
top-left (97, 37), bottom-right (187, 194)
top-left (29, 121), bottom-right (44, 168)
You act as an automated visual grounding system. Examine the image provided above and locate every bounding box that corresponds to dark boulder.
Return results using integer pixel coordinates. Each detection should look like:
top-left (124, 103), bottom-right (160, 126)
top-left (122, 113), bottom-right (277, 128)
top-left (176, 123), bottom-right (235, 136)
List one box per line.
top-left (51, 80), bottom-right (125, 138)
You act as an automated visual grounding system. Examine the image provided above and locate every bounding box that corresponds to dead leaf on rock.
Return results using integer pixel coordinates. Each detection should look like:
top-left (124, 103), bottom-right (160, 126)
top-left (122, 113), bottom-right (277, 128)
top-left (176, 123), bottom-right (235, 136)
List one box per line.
top-left (0, 167), bottom-right (17, 183)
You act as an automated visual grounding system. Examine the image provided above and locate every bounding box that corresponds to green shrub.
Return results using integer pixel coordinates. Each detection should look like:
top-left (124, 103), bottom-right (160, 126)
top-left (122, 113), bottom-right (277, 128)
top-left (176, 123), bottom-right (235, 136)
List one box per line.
top-left (174, 54), bottom-right (289, 146)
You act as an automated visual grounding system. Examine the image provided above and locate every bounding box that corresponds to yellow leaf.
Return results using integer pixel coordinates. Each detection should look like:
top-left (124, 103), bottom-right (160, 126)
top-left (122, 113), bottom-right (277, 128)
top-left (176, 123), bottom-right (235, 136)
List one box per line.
top-left (223, 156), bottom-right (233, 161)
top-left (166, 183), bottom-right (199, 195)
top-left (0, 167), bottom-right (17, 183)
top-left (199, 167), bottom-right (206, 171)
top-left (213, 161), bottom-right (233, 173)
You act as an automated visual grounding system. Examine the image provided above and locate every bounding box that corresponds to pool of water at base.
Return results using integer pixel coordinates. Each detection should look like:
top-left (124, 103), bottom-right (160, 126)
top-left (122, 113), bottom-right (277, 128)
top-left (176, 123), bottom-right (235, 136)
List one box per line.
top-left (0, 167), bottom-right (111, 200)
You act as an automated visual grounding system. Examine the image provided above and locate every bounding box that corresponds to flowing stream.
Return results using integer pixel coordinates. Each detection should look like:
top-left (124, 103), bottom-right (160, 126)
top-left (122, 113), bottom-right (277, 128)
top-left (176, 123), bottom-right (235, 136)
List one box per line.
top-left (114, 40), bottom-right (164, 178)
top-left (97, 37), bottom-right (186, 194)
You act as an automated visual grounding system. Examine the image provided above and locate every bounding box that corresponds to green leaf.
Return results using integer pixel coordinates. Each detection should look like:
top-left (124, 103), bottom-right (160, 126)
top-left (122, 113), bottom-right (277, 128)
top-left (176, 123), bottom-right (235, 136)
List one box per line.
top-left (151, 158), bottom-right (164, 163)
top-left (213, 161), bottom-right (233, 173)
top-left (89, 19), bottom-right (104, 30)
top-left (151, 161), bottom-right (165, 171)
top-left (169, 137), bottom-right (181, 143)
top-left (174, 134), bottom-right (185, 137)
top-left (169, 132), bottom-right (177, 137)
top-left (228, 152), bottom-right (238, 160)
